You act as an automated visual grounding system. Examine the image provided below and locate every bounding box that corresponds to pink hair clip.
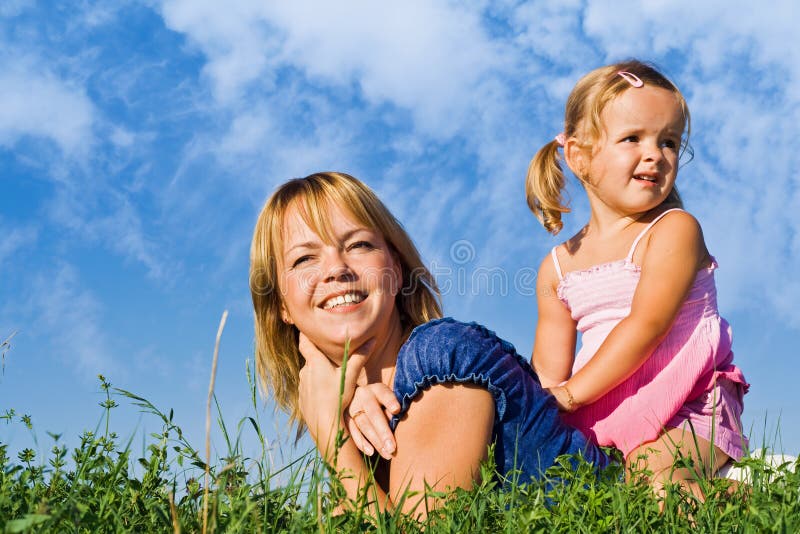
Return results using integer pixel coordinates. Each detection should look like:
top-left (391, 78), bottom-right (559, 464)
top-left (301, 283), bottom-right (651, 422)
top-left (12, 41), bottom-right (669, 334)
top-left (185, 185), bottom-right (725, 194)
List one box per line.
top-left (617, 71), bottom-right (644, 88)
top-left (554, 132), bottom-right (566, 146)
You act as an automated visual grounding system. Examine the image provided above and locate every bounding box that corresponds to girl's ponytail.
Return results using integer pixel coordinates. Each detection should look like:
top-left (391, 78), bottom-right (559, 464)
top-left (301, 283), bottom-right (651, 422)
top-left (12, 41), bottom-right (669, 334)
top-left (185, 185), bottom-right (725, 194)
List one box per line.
top-left (526, 139), bottom-right (570, 235)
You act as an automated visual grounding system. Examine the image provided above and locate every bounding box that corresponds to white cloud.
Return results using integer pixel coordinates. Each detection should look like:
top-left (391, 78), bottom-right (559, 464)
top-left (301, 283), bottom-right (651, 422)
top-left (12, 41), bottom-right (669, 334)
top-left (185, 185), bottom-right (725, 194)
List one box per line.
top-left (0, 221), bottom-right (36, 269)
top-left (583, 0), bottom-right (800, 86)
top-left (46, 182), bottom-right (174, 282)
top-left (0, 0), bottom-right (32, 17)
top-left (265, 2), bottom-right (504, 136)
top-left (25, 264), bottom-right (119, 378)
top-left (158, 0), bottom-right (280, 102)
top-left (0, 55), bottom-right (94, 155)
top-left (158, 0), bottom-right (505, 136)
top-left (110, 127), bottom-right (135, 148)
top-left (511, 0), bottom-right (597, 71)
top-left (216, 99), bottom-right (360, 182)
top-left (684, 82), bottom-right (800, 325)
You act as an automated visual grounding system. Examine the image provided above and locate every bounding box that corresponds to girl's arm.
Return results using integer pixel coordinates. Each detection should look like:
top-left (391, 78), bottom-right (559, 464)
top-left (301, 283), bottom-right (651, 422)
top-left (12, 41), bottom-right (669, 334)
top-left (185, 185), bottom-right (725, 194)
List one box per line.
top-left (556, 211), bottom-right (707, 409)
top-left (532, 253), bottom-right (578, 388)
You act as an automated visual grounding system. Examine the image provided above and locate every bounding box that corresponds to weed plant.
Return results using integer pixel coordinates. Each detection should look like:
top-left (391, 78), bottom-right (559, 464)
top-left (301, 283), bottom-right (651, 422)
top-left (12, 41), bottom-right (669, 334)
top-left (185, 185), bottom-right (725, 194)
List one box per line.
top-left (1, 372), bottom-right (798, 532)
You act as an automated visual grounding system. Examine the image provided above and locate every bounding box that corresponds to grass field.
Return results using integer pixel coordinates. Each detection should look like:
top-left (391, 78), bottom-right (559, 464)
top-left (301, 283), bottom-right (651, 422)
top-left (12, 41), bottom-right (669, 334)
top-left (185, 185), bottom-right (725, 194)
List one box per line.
top-left (1, 371), bottom-right (798, 533)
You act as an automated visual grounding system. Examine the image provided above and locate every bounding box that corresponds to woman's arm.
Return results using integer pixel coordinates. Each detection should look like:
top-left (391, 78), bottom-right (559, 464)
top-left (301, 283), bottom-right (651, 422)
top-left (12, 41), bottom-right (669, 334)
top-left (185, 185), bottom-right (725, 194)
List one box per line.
top-left (388, 383), bottom-right (494, 516)
top-left (298, 336), bottom-right (494, 518)
top-left (558, 211), bottom-right (707, 409)
top-left (297, 335), bottom-right (391, 512)
top-left (531, 253), bottom-right (578, 388)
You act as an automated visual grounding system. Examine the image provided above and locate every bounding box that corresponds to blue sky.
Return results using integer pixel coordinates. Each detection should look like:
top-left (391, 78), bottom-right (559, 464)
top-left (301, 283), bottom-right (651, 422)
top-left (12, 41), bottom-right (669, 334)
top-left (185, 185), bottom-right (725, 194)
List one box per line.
top-left (2, 0), bottom-right (799, 463)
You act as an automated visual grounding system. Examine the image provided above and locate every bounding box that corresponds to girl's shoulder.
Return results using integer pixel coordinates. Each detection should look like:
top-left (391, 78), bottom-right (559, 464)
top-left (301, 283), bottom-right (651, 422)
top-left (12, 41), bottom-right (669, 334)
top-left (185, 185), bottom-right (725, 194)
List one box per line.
top-left (638, 208), bottom-right (704, 249)
top-left (645, 206), bottom-right (699, 226)
top-left (633, 208), bottom-right (709, 268)
top-left (538, 227), bottom-right (587, 275)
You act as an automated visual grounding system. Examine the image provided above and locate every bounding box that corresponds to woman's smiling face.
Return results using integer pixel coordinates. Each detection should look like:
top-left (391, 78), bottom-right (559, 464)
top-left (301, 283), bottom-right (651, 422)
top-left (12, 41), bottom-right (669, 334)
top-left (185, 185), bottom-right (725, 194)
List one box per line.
top-left (278, 201), bottom-right (402, 363)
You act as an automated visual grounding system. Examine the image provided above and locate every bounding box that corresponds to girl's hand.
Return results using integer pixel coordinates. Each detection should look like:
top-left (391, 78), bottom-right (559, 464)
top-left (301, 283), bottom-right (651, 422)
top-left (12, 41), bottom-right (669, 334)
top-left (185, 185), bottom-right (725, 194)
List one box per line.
top-left (346, 383), bottom-right (400, 460)
top-left (297, 334), bottom-right (369, 459)
top-left (546, 385), bottom-right (579, 413)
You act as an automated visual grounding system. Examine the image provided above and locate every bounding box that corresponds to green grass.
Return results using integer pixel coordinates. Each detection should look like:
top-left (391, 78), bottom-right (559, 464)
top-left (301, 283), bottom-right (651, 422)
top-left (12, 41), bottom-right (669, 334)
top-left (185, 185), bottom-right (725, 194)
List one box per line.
top-left (1, 373), bottom-right (798, 533)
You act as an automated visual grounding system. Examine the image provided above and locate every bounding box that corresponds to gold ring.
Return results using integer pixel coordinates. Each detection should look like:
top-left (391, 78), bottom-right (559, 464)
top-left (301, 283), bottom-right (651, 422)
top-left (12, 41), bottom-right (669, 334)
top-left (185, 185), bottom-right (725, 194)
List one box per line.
top-left (351, 409), bottom-right (366, 418)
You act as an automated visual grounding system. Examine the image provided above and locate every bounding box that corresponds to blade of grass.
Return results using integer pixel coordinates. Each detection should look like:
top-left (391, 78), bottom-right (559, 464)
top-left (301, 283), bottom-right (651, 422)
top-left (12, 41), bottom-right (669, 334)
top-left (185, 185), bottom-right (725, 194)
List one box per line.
top-left (203, 309), bottom-right (227, 534)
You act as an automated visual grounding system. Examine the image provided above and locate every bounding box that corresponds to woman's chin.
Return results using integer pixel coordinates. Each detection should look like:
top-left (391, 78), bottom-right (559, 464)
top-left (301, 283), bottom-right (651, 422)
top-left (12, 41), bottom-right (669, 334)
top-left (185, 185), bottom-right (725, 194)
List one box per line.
top-left (312, 333), bottom-right (370, 363)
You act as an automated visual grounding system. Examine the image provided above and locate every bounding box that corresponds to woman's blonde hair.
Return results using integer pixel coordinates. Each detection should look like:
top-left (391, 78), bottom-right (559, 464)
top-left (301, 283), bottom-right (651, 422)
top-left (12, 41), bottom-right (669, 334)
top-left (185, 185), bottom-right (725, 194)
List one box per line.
top-left (526, 59), bottom-right (691, 234)
top-left (250, 172), bottom-right (442, 428)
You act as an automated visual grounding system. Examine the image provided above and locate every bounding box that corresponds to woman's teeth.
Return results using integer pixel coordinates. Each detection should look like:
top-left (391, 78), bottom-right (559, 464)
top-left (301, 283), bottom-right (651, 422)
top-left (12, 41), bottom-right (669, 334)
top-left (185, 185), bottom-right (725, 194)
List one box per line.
top-left (322, 292), bottom-right (366, 310)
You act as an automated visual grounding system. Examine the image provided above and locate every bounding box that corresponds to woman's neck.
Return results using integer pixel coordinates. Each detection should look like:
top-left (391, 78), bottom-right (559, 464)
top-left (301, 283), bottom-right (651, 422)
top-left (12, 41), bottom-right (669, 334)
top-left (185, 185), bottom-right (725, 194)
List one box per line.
top-left (363, 309), bottom-right (405, 387)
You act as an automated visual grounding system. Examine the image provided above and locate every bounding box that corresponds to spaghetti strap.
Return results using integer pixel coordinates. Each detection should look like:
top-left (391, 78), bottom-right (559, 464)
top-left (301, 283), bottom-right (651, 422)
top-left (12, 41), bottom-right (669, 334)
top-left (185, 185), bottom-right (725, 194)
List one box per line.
top-left (626, 208), bottom-right (684, 261)
top-left (551, 246), bottom-right (564, 281)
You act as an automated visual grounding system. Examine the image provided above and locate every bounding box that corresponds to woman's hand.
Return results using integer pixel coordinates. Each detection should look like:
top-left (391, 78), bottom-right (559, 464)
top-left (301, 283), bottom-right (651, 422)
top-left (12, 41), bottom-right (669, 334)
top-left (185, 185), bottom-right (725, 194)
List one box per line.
top-left (346, 383), bottom-right (400, 459)
top-left (297, 333), bottom-right (369, 460)
top-left (297, 334), bottom-right (393, 513)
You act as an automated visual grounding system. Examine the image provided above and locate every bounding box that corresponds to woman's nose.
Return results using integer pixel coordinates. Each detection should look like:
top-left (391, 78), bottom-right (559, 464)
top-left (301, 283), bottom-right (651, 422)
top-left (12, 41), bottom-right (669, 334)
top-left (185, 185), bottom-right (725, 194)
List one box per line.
top-left (320, 248), bottom-right (353, 282)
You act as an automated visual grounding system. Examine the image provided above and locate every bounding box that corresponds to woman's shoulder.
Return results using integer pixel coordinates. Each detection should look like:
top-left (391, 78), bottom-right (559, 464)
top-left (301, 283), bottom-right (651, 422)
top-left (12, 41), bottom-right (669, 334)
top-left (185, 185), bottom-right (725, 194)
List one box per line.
top-left (407, 317), bottom-right (481, 337)
top-left (405, 318), bottom-right (515, 352)
top-left (398, 318), bottom-right (521, 375)
top-left (393, 318), bottom-right (535, 426)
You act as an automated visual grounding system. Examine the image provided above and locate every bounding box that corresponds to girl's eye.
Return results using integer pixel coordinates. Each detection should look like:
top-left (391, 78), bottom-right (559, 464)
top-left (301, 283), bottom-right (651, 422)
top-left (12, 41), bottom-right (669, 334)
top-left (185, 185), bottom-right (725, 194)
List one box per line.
top-left (661, 139), bottom-right (678, 149)
top-left (621, 135), bottom-right (638, 143)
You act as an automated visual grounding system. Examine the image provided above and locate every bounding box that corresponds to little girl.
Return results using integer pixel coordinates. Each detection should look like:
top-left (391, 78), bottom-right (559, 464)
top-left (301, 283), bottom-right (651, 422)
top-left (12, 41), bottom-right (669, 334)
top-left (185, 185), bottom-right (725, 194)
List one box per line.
top-left (527, 59), bottom-right (748, 493)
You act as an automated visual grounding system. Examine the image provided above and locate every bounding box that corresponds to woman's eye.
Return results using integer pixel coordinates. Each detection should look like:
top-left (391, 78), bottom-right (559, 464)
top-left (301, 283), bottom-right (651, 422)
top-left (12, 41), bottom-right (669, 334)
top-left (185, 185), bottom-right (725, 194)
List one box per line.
top-left (348, 240), bottom-right (374, 251)
top-left (621, 135), bottom-right (638, 143)
top-left (291, 255), bottom-right (312, 268)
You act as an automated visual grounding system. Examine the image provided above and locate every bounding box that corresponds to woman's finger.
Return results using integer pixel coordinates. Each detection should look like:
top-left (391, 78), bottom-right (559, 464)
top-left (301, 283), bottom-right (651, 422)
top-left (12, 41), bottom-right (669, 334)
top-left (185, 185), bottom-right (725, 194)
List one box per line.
top-left (365, 386), bottom-right (397, 458)
top-left (350, 408), bottom-right (390, 459)
top-left (345, 413), bottom-right (374, 456)
top-left (351, 385), bottom-right (397, 459)
top-left (371, 383), bottom-right (401, 415)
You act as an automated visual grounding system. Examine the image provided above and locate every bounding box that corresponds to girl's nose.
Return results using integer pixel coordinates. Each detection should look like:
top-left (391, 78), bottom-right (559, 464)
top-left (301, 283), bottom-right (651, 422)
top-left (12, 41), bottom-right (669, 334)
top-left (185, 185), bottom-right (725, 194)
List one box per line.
top-left (642, 141), bottom-right (663, 163)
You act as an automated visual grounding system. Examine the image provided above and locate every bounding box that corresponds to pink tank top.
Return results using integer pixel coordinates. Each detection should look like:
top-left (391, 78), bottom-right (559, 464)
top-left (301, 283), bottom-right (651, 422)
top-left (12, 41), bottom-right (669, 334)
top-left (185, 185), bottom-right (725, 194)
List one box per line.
top-left (553, 209), bottom-right (748, 456)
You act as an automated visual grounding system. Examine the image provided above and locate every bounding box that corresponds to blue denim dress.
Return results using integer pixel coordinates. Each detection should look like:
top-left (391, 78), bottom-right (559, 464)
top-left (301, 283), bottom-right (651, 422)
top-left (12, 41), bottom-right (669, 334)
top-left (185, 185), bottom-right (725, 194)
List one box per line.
top-left (390, 318), bottom-right (608, 483)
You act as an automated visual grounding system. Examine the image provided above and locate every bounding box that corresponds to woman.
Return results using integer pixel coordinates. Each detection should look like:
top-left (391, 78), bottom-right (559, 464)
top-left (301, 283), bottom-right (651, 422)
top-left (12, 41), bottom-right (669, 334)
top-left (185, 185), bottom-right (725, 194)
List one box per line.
top-left (250, 172), bottom-right (607, 515)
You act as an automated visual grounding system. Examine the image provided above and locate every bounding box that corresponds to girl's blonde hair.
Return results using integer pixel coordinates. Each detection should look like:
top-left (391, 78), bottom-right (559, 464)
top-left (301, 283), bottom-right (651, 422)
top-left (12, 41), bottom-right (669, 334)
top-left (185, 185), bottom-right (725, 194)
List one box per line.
top-left (250, 172), bottom-right (442, 428)
top-left (526, 59), bottom-right (691, 234)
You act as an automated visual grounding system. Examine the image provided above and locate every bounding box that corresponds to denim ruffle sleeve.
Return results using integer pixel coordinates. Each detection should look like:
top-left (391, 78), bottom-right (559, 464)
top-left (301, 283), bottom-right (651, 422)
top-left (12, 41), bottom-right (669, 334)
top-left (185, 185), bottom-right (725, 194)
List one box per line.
top-left (390, 318), bottom-right (608, 483)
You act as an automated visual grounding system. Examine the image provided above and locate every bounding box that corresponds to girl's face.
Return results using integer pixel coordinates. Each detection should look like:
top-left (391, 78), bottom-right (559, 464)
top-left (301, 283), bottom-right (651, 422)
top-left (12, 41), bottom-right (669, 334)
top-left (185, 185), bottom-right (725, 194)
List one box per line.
top-left (278, 201), bottom-right (402, 363)
top-left (576, 85), bottom-right (685, 215)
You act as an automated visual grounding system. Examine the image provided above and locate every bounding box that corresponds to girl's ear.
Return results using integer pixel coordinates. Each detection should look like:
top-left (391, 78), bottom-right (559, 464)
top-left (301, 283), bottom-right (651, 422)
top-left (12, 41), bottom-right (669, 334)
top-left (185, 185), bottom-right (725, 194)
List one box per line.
top-left (563, 137), bottom-right (588, 180)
